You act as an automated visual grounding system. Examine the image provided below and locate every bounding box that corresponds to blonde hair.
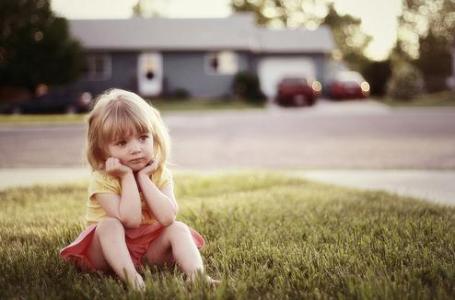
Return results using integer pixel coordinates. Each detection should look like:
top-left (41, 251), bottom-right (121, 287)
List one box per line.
top-left (86, 89), bottom-right (171, 178)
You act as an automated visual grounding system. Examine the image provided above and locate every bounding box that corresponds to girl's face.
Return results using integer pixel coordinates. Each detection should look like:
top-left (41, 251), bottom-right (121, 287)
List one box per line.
top-left (106, 130), bottom-right (154, 172)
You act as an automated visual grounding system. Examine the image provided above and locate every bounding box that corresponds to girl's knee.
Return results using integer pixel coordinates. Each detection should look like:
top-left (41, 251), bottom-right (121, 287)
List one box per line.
top-left (169, 221), bottom-right (190, 235)
top-left (96, 217), bottom-right (125, 236)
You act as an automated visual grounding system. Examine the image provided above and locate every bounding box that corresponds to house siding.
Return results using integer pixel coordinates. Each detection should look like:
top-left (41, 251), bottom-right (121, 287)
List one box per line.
top-left (70, 51), bottom-right (138, 96)
top-left (72, 51), bottom-right (251, 98)
top-left (162, 51), bottom-right (250, 98)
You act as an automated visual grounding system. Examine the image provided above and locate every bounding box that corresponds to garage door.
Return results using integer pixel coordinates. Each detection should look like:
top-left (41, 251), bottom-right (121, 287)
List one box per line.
top-left (258, 57), bottom-right (316, 98)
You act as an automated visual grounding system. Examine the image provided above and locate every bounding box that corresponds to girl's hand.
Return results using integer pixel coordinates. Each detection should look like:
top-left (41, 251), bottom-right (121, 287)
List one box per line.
top-left (105, 157), bottom-right (132, 178)
top-left (137, 159), bottom-right (159, 177)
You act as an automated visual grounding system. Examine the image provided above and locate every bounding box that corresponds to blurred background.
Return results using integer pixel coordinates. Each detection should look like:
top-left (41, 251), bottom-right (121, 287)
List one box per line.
top-left (0, 0), bottom-right (454, 109)
top-left (0, 0), bottom-right (454, 203)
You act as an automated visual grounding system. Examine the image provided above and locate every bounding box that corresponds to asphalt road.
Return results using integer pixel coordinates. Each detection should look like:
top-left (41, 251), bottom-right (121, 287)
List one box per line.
top-left (1, 100), bottom-right (455, 170)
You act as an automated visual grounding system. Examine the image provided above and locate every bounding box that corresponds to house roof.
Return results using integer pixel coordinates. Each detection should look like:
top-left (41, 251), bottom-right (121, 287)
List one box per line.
top-left (256, 27), bottom-right (334, 53)
top-left (69, 13), bottom-right (335, 53)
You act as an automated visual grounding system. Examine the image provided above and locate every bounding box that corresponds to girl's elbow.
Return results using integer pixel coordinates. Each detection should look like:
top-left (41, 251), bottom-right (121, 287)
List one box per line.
top-left (159, 213), bottom-right (176, 227)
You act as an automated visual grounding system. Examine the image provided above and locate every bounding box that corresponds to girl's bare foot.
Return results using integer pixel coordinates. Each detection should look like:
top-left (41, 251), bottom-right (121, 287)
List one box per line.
top-left (204, 275), bottom-right (221, 286)
top-left (187, 272), bottom-right (221, 286)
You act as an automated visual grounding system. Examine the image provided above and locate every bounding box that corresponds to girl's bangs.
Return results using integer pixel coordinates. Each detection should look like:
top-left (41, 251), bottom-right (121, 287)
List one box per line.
top-left (102, 104), bottom-right (152, 143)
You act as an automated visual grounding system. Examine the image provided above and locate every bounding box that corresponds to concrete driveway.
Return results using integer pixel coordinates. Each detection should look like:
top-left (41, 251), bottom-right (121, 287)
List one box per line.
top-left (1, 99), bottom-right (454, 205)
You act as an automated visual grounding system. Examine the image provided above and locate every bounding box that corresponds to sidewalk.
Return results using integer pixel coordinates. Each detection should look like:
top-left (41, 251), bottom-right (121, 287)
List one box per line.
top-left (0, 168), bottom-right (453, 206)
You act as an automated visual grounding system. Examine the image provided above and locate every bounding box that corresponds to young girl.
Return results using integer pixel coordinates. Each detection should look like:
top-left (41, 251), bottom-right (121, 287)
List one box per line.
top-left (60, 88), bottom-right (218, 290)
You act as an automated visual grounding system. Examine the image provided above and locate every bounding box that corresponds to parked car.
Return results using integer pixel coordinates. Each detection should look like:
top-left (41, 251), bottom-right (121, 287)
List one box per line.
top-left (327, 71), bottom-right (370, 100)
top-left (0, 89), bottom-right (93, 114)
top-left (275, 77), bottom-right (321, 107)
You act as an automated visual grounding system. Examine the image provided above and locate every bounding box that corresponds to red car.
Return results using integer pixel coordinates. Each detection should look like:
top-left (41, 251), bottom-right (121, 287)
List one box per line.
top-left (275, 77), bottom-right (321, 107)
top-left (328, 71), bottom-right (370, 100)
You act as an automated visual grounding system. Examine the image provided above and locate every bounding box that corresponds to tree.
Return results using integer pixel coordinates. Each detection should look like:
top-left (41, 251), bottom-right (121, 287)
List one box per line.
top-left (231, 1), bottom-right (372, 71)
top-left (395, 0), bottom-right (455, 91)
top-left (416, 31), bottom-right (452, 92)
top-left (132, 0), bottom-right (165, 18)
top-left (0, 0), bottom-right (83, 92)
top-left (386, 61), bottom-right (424, 100)
top-left (322, 3), bottom-right (371, 71)
top-left (231, 0), bottom-right (329, 28)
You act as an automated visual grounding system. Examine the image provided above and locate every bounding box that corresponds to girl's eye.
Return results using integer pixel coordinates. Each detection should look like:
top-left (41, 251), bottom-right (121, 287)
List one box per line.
top-left (139, 135), bottom-right (149, 141)
top-left (116, 141), bottom-right (126, 146)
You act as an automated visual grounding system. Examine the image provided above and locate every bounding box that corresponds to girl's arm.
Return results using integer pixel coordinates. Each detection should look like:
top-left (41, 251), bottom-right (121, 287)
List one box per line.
top-left (136, 166), bottom-right (178, 226)
top-left (96, 158), bottom-right (142, 228)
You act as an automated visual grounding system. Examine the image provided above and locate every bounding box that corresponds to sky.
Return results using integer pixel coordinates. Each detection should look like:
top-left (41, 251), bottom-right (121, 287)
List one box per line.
top-left (51, 0), bottom-right (402, 61)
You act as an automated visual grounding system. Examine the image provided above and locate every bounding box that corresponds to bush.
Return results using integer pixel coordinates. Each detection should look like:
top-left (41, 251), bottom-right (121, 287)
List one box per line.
top-left (171, 88), bottom-right (190, 100)
top-left (232, 71), bottom-right (266, 105)
top-left (386, 63), bottom-right (425, 100)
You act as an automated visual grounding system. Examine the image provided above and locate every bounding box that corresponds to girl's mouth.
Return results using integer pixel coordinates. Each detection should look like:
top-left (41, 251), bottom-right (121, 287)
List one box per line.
top-left (129, 158), bottom-right (144, 164)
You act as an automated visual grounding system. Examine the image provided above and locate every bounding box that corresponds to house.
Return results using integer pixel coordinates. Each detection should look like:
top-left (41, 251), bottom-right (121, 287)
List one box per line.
top-left (68, 13), bottom-right (335, 99)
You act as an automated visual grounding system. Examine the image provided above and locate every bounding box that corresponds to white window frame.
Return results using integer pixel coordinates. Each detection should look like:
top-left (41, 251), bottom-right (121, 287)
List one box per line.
top-left (204, 51), bottom-right (238, 75)
top-left (84, 54), bottom-right (112, 81)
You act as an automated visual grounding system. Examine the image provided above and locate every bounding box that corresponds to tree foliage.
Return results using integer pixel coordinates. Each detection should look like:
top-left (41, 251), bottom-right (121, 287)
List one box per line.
top-left (395, 0), bottom-right (454, 91)
top-left (322, 3), bottom-right (371, 71)
top-left (397, 0), bottom-right (454, 58)
top-left (0, 0), bottom-right (83, 91)
top-left (231, 1), bottom-right (372, 71)
top-left (387, 61), bottom-right (424, 100)
top-left (231, 0), bottom-right (329, 28)
top-left (416, 31), bottom-right (452, 92)
top-left (132, 0), bottom-right (163, 18)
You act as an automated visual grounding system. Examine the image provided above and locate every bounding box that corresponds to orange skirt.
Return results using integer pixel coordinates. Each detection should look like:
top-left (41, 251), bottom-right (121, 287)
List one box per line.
top-left (60, 222), bottom-right (205, 272)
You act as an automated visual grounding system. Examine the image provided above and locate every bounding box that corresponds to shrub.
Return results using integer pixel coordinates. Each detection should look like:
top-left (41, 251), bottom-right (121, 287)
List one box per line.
top-left (232, 71), bottom-right (266, 105)
top-left (172, 88), bottom-right (190, 100)
top-left (386, 62), bottom-right (425, 100)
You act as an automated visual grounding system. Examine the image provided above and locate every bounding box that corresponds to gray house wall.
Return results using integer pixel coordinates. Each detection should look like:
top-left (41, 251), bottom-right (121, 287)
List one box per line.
top-left (70, 51), bottom-right (138, 97)
top-left (72, 50), bottom-right (252, 98)
top-left (162, 51), bottom-right (250, 98)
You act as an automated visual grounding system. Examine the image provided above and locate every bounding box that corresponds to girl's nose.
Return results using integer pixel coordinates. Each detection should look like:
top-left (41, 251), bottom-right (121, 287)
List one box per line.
top-left (129, 141), bottom-right (141, 153)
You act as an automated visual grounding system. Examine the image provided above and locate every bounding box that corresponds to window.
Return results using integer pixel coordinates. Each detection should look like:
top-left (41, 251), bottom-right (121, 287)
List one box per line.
top-left (84, 54), bottom-right (112, 80)
top-left (205, 51), bottom-right (238, 75)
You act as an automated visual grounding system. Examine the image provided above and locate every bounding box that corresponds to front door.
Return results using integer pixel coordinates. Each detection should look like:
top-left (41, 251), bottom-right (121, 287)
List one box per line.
top-left (138, 52), bottom-right (162, 96)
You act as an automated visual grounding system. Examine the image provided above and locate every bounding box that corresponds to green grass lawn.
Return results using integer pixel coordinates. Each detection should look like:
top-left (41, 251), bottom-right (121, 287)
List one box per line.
top-left (150, 98), bottom-right (265, 112)
top-left (0, 113), bottom-right (87, 124)
top-left (0, 99), bottom-right (264, 124)
top-left (0, 172), bottom-right (454, 299)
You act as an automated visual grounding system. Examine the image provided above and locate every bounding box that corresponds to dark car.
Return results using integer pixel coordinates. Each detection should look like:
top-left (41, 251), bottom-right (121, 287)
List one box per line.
top-left (275, 77), bottom-right (321, 107)
top-left (327, 71), bottom-right (370, 100)
top-left (0, 89), bottom-right (92, 114)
